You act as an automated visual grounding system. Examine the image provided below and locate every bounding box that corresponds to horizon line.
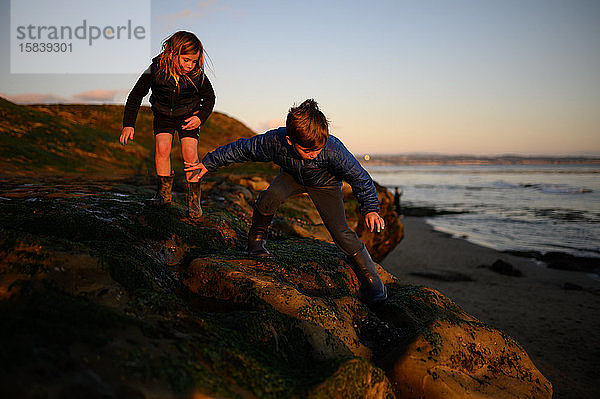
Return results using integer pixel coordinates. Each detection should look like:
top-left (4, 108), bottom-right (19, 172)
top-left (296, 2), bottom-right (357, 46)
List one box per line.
top-left (2, 96), bottom-right (598, 159)
top-left (356, 152), bottom-right (600, 160)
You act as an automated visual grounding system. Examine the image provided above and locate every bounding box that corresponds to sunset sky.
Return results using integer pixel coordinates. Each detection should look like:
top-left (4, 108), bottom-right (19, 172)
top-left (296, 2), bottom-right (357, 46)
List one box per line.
top-left (1, 0), bottom-right (599, 156)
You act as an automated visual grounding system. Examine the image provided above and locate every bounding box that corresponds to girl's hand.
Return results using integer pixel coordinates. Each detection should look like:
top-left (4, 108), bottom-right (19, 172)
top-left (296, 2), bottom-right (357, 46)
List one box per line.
top-left (120, 127), bottom-right (135, 145)
top-left (365, 212), bottom-right (385, 233)
top-left (184, 161), bottom-right (208, 180)
top-left (182, 115), bottom-right (201, 130)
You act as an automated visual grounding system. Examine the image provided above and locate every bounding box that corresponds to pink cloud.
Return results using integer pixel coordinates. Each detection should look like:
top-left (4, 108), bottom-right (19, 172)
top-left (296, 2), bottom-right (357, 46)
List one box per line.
top-left (1, 92), bottom-right (69, 104)
top-left (1, 89), bottom-right (124, 105)
top-left (72, 89), bottom-right (122, 103)
top-left (159, 0), bottom-right (219, 31)
top-left (255, 118), bottom-right (285, 133)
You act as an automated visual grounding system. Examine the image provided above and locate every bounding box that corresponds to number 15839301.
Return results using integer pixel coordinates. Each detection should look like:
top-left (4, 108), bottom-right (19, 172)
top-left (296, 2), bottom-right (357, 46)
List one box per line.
top-left (19, 42), bottom-right (72, 52)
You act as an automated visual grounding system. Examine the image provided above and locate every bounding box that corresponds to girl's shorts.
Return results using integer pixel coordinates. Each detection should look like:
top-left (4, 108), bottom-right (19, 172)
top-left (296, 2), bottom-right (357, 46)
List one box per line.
top-left (153, 113), bottom-right (200, 139)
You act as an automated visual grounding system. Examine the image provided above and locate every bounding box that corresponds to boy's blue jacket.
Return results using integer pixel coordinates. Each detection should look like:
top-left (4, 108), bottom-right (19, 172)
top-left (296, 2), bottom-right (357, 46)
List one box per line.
top-left (202, 127), bottom-right (380, 215)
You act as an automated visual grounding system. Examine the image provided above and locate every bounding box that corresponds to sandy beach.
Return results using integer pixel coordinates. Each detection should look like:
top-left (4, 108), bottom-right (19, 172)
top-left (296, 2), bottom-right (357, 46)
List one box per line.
top-left (382, 216), bottom-right (600, 399)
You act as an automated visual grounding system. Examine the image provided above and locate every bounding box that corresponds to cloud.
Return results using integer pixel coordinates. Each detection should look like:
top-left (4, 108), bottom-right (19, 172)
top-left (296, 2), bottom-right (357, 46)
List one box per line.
top-left (255, 118), bottom-right (285, 133)
top-left (1, 89), bottom-right (125, 105)
top-left (159, 0), bottom-right (220, 31)
top-left (1, 92), bottom-right (70, 104)
top-left (72, 89), bottom-right (123, 103)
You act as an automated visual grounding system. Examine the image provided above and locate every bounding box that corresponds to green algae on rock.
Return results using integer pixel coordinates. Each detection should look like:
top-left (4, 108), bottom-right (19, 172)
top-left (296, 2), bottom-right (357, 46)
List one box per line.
top-left (0, 100), bottom-right (551, 398)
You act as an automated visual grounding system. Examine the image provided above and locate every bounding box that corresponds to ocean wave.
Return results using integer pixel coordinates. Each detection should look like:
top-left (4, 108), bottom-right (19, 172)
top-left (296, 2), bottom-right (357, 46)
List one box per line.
top-left (492, 181), bottom-right (519, 189)
top-left (489, 181), bottom-right (593, 193)
top-left (403, 181), bottom-right (593, 194)
top-left (428, 215), bottom-right (600, 259)
top-left (538, 184), bottom-right (593, 194)
top-left (534, 209), bottom-right (587, 222)
top-left (377, 165), bottom-right (599, 260)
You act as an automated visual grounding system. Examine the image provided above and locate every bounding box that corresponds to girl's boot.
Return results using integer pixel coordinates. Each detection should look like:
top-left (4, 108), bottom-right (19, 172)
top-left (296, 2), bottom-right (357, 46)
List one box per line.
top-left (146, 173), bottom-right (174, 207)
top-left (348, 245), bottom-right (387, 305)
top-left (187, 181), bottom-right (202, 219)
top-left (247, 207), bottom-right (275, 259)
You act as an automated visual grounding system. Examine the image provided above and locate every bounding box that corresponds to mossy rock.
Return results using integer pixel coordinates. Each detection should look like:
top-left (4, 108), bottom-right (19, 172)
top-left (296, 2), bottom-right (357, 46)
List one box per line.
top-left (0, 98), bottom-right (551, 397)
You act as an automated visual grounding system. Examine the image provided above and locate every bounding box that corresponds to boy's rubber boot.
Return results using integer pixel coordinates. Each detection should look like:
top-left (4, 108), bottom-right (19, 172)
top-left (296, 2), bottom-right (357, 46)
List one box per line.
top-left (348, 245), bottom-right (387, 305)
top-left (247, 208), bottom-right (275, 259)
top-left (146, 173), bottom-right (174, 207)
top-left (186, 181), bottom-right (202, 219)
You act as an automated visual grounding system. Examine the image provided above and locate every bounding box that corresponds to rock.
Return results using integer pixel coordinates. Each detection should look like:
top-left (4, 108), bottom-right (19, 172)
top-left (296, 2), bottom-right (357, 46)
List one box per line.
top-left (399, 204), bottom-right (467, 217)
top-left (0, 179), bottom-right (551, 398)
top-left (353, 181), bottom-right (404, 262)
top-left (542, 252), bottom-right (600, 273)
top-left (562, 282), bottom-right (583, 291)
top-left (388, 320), bottom-right (552, 399)
top-left (504, 250), bottom-right (600, 274)
top-left (181, 247), bottom-right (551, 398)
top-left (504, 250), bottom-right (543, 259)
top-left (488, 259), bottom-right (523, 277)
top-left (0, 101), bottom-right (553, 398)
top-left (309, 358), bottom-right (395, 398)
top-left (377, 286), bottom-right (552, 399)
top-left (182, 251), bottom-right (396, 359)
top-left (238, 176), bottom-right (271, 192)
top-left (0, 174), bottom-right (550, 399)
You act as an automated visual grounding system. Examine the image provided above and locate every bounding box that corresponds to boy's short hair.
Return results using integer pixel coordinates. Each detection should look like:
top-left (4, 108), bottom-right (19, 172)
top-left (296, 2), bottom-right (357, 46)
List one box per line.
top-left (286, 99), bottom-right (329, 150)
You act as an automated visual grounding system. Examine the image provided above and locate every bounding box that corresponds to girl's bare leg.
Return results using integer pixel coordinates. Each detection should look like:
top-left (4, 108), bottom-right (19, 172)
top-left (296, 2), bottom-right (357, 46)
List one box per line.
top-left (181, 137), bottom-right (200, 182)
top-left (155, 133), bottom-right (173, 176)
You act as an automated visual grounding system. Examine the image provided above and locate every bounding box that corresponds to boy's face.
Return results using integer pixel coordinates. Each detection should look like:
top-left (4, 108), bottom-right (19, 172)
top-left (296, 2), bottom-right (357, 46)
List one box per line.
top-left (286, 136), bottom-right (323, 160)
top-left (176, 51), bottom-right (200, 75)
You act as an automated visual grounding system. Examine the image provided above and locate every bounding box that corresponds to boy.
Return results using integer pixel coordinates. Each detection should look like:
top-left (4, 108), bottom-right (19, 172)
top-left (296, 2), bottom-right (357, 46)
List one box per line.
top-left (185, 99), bottom-right (387, 304)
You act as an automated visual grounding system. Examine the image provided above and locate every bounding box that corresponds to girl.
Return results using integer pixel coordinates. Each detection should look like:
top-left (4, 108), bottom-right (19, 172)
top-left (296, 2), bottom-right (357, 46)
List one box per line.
top-left (120, 31), bottom-right (215, 219)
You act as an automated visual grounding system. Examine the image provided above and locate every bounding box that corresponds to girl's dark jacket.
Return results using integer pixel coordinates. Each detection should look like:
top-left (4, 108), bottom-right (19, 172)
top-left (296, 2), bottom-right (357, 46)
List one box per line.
top-left (122, 57), bottom-right (215, 128)
top-left (202, 127), bottom-right (380, 216)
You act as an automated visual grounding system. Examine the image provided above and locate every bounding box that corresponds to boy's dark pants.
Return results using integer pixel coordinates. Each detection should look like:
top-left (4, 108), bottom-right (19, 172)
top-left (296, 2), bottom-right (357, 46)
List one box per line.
top-left (256, 171), bottom-right (363, 255)
top-left (253, 171), bottom-right (387, 303)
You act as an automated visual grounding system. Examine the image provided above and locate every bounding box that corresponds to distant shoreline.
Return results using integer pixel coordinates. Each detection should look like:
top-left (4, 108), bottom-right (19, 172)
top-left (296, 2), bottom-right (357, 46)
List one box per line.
top-left (398, 205), bottom-right (600, 266)
top-left (392, 203), bottom-right (600, 275)
top-left (357, 154), bottom-right (600, 166)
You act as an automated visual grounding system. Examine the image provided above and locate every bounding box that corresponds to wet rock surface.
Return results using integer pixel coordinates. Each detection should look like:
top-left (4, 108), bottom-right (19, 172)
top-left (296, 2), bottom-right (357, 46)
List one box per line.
top-left (0, 176), bottom-right (551, 398)
top-left (0, 100), bottom-right (551, 398)
top-left (506, 250), bottom-right (600, 274)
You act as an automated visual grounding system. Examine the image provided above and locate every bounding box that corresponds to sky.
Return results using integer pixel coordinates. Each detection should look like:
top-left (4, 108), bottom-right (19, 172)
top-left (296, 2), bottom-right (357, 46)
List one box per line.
top-left (1, 0), bottom-right (599, 156)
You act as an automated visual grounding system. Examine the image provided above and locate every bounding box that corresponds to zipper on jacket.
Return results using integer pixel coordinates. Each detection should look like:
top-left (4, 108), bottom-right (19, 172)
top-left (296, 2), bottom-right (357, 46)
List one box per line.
top-left (169, 87), bottom-right (176, 118)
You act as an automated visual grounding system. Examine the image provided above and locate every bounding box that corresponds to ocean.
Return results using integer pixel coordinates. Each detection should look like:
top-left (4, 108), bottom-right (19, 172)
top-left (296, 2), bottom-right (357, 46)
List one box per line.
top-left (364, 164), bottom-right (600, 259)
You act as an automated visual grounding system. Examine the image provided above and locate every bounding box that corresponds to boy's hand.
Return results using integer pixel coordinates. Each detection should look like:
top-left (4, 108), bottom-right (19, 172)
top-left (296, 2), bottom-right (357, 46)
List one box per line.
top-left (184, 161), bottom-right (208, 179)
top-left (365, 212), bottom-right (385, 233)
top-left (182, 115), bottom-right (201, 130)
top-left (120, 127), bottom-right (135, 145)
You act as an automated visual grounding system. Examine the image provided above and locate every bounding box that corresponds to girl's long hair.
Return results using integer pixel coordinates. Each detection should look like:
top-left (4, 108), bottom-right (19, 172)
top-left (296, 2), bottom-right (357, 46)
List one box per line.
top-left (156, 31), bottom-right (204, 87)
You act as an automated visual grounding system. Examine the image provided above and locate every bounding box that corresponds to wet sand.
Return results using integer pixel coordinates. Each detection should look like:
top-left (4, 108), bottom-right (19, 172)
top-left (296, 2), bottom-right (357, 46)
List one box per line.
top-left (382, 217), bottom-right (600, 399)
